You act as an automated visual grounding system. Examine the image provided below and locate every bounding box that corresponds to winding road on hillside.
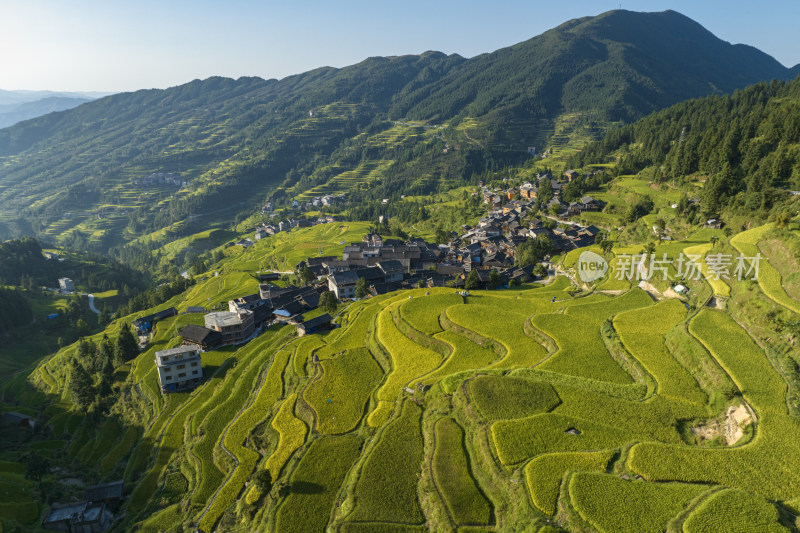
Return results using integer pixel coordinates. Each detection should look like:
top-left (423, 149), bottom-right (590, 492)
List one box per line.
top-left (87, 294), bottom-right (100, 314)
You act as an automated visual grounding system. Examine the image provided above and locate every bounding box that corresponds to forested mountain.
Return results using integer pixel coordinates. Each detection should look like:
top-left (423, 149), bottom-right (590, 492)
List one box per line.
top-left (0, 9), bottom-right (795, 251)
top-left (389, 10), bottom-right (793, 130)
top-left (569, 77), bottom-right (800, 217)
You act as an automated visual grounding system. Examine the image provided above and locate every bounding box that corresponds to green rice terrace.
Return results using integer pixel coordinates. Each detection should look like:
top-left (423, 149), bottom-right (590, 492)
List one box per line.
top-left (3, 219), bottom-right (800, 532)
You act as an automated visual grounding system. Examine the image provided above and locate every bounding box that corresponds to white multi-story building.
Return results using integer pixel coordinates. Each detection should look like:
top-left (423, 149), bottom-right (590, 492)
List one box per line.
top-left (155, 346), bottom-right (203, 393)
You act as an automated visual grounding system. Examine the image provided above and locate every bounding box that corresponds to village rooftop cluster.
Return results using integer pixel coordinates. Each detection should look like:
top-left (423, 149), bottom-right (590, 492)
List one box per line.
top-left (142, 170), bottom-right (609, 394)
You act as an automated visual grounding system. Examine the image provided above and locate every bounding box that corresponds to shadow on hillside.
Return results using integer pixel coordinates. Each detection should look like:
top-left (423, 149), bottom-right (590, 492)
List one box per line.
top-left (279, 481), bottom-right (324, 496)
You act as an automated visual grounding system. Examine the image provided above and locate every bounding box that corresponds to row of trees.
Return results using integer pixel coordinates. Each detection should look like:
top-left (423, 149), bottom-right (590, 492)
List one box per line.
top-left (69, 324), bottom-right (138, 411)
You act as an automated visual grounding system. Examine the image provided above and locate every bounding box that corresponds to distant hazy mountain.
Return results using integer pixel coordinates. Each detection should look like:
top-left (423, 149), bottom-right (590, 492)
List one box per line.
top-left (0, 9), bottom-right (796, 249)
top-left (0, 96), bottom-right (92, 128)
top-left (0, 89), bottom-right (110, 106)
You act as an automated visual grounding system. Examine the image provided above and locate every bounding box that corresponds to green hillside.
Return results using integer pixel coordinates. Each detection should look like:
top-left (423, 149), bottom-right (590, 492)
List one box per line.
top-left (3, 217), bottom-right (800, 531)
top-left (569, 76), bottom-right (800, 221)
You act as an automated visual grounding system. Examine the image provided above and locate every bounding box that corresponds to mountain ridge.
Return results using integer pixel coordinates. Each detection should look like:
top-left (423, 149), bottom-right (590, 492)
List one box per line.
top-left (0, 9), bottom-right (796, 251)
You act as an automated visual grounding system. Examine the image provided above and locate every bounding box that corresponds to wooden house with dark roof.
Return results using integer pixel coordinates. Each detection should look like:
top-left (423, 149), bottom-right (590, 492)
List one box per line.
top-left (180, 325), bottom-right (222, 350)
top-left (296, 314), bottom-right (333, 337)
top-left (133, 307), bottom-right (178, 335)
top-left (84, 481), bottom-right (124, 509)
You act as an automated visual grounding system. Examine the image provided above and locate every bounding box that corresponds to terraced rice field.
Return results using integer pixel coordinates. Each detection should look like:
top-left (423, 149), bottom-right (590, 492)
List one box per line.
top-left (17, 228), bottom-right (800, 531)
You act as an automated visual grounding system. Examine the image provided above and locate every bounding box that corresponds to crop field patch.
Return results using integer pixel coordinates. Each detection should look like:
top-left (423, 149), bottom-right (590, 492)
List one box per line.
top-left (274, 435), bottom-right (363, 533)
top-left (535, 313), bottom-right (633, 385)
top-left (569, 472), bottom-right (708, 533)
top-left (305, 347), bottom-right (382, 434)
top-left (683, 488), bottom-right (788, 532)
top-left (524, 450), bottom-right (615, 515)
top-left (492, 413), bottom-right (635, 466)
top-left (432, 418), bottom-right (493, 526)
top-left (348, 401), bottom-right (425, 524)
top-left (469, 376), bottom-right (560, 420)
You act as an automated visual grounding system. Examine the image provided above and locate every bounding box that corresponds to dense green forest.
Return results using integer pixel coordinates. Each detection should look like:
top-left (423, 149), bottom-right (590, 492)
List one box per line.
top-left (0, 287), bottom-right (33, 333)
top-left (570, 77), bottom-right (800, 218)
top-left (0, 236), bottom-right (147, 293)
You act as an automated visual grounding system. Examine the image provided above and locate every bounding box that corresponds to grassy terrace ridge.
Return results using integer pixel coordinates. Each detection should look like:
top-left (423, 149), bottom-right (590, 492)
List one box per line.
top-left (3, 217), bottom-right (800, 531)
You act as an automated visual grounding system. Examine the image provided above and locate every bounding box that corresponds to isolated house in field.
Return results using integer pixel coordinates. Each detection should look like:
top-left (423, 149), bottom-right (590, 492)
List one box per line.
top-left (84, 481), bottom-right (124, 510)
top-left (132, 307), bottom-right (178, 335)
top-left (43, 501), bottom-right (113, 532)
top-left (58, 278), bottom-right (75, 293)
top-left (205, 310), bottom-right (255, 345)
top-left (155, 345), bottom-right (203, 393)
top-left (180, 324), bottom-right (221, 350)
top-left (296, 313), bottom-right (333, 337)
top-left (2, 411), bottom-right (35, 429)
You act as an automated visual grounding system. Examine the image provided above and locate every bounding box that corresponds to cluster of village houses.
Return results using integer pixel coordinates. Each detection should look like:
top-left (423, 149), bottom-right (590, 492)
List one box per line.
top-left (42, 481), bottom-right (124, 532)
top-left (143, 170), bottom-right (605, 395)
top-left (131, 171), bottom-right (187, 188)
top-left (483, 170), bottom-right (606, 219)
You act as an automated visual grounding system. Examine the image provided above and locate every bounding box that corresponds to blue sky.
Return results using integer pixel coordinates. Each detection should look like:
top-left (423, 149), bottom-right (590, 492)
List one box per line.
top-left (1, 0), bottom-right (797, 92)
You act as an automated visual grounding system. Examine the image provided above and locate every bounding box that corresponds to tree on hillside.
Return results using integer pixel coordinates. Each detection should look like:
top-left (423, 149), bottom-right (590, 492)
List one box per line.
top-left (74, 318), bottom-right (90, 339)
top-left (488, 270), bottom-right (503, 289)
top-left (465, 270), bottom-right (480, 290)
top-left (517, 236), bottom-right (553, 268)
top-left (23, 451), bottom-right (49, 500)
top-left (299, 266), bottom-right (315, 286)
top-left (99, 334), bottom-right (114, 369)
top-left (435, 227), bottom-right (450, 244)
top-left (320, 291), bottom-right (337, 314)
top-left (537, 178), bottom-right (553, 205)
top-left (69, 362), bottom-right (95, 409)
top-left (77, 338), bottom-right (98, 372)
top-left (354, 278), bottom-right (368, 299)
top-left (115, 323), bottom-right (139, 364)
top-left (253, 470), bottom-right (273, 498)
top-left (775, 212), bottom-right (791, 228)
top-left (624, 196), bottom-right (654, 223)
top-left (23, 452), bottom-right (48, 483)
